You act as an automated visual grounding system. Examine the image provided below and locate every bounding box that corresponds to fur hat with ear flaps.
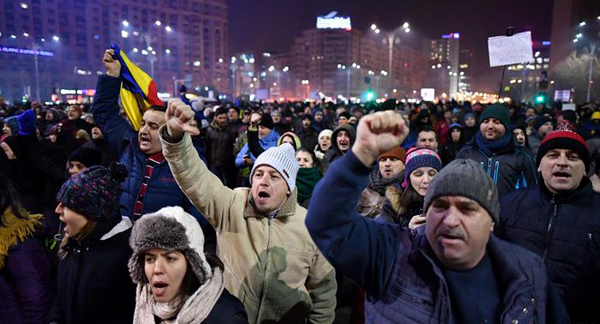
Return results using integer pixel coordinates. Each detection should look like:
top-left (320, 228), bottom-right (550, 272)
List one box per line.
top-left (128, 206), bottom-right (211, 284)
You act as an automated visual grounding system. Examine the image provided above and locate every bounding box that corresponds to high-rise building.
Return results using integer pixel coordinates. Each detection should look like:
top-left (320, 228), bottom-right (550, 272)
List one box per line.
top-left (0, 0), bottom-right (228, 102)
top-left (426, 33), bottom-right (460, 98)
top-left (505, 41), bottom-right (551, 102)
top-left (459, 43), bottom-right (473, 93)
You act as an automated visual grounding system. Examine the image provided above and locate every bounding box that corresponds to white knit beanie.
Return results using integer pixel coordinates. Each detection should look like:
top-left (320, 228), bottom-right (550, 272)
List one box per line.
top-left (250, 143), bottom-right (299, 192)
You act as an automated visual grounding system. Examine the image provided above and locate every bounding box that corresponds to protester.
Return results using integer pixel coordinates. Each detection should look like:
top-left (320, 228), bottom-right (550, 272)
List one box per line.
top-left (129, 206), bottom-right (248, 324)
top-left (497, 125), bottom-right (600, 322)
top-left (457, 103), bottom-right (537, 195)
top-left (462, 112), bottom-right (478, 143)
top-left (314, 129), bottom-right (332, 162)
top-left (377, 148), bottom-right (441, 228)
top-left (415, 126), bottom-right (438, 151)
top-left (439, 123), bottom-right (465, 165)
top-left (322, 123), bottom-right (356, 170)
top-left (296, 148), bottom-right (323, 207)
top-left (510, 124), bottom-right (529, 149)
top-left (48, 164), bottom-right (136, 324)
top-left (271, 109), bottom-right (291, 135)
top-left (358, 146), bottom-right (406, 219)
top-left (528, 115), bottom-right (554, 155)
top-left (205, 107), bottom-right (238, 189)
top-left (0, 174), bottom-right (53, 323)
top-left (306, 111), bottom-right (570, 324)
top-left (237, 112), bottom-right (279, 181)
top-left (160, 100), bottom-right (337, 324)
top-left (297, 114), bottom-right (319, 151)
top-left (66, 146), bottom-right (103, 176)
top-left (278, 131), bottom-right (302, 151)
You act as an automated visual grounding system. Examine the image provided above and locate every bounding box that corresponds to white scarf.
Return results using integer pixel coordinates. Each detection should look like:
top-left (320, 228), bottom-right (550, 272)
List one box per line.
top-left (134, 267), bottom-right (225, 324)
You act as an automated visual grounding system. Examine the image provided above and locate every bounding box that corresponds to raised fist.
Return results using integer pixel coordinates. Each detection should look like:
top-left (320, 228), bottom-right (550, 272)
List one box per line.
top-left (352, 110), bottom-right (408, 167)
top-left (165, 99), bottom-right (200, 139)
top-left (102, 49), bottom-right (121, 78)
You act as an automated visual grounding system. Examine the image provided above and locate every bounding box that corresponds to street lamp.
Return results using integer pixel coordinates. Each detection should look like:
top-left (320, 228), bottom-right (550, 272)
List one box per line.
top-left (575, 18), bottom-right (599, 102)
top-left (370, 22), bottom-right (410, 93)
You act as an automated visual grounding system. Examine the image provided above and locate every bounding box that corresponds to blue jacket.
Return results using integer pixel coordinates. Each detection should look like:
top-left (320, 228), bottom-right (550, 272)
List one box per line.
top-left (91, 76), bottom-right (210, 229)
top-left (234, 129), bottom-right (278, 168)
top-left (497, 178), bottom-right (600, 322)
top-left (306, 150), bottom-right (570, 324)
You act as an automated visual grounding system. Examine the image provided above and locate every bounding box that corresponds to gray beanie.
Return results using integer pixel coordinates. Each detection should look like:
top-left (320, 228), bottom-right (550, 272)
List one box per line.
top-left (423, 159), bottom-right (499, 222)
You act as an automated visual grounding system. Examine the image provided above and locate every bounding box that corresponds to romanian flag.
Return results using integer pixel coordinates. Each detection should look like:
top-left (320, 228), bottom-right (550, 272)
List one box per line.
top-left (110, 44), bottom-right (163, 131)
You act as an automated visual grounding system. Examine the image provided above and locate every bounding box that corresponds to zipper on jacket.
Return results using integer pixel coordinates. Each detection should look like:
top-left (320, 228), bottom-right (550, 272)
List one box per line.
top-left (541, 199), bottom-right (558, 262)
top-left (493, 161), bottom-right (500, 184)
top-left (255, 217), bottom-right (273, 323)
top-left (486, 157), bottom-right (493, 176)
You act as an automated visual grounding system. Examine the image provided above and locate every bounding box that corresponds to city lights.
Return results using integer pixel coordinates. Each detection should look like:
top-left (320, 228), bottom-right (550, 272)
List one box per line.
top-left (122, 20), bottom-right (129, 27)
top-left (23, 32), bottom-right (29, 37)
top-left (579, 21), bottom-right (586, 26)
top-left (268, 65), bottom-right (275, 72)
top-left (155, 20), bottom-right (162, 26)
top-left (218, 58), bottom-right (224, 63)
top-left (133, 48), bottom-right (139, 53)
top-left (193, 61), bottom-right (201, 66)
top-left (141, 49), bottom-right (148, 55)
top-left (282, 66), bottom-right (289, 72)
top-left (165, 49), bottom-right (171, 54)
top-left (52, 35), bottom-right (59, 41)
top-left (165, 26), bottom-right (172, 32)
top-left (370, 24), bottom-right (377, 30)
top-left (121, 30), bottom-right (129, 38)
top-left (20, 3), bottom-right (28, 9)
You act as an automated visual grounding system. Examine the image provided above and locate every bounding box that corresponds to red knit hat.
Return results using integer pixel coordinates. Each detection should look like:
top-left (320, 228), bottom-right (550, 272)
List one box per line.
top-left (536, 123), bottom-right (589, 172)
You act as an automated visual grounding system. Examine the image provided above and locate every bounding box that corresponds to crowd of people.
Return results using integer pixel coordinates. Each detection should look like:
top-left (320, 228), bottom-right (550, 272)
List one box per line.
top-left (0, 50), bottom-right (600, 323)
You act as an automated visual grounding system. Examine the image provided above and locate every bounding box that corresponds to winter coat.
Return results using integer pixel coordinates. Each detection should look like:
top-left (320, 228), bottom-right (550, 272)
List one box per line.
top-left (48, 217), bottom-right (135, 324)
top-left (161, 131), bottom-right (337, 324)
top-left (322, 124), bottom-right (356, 171)
top-left (439, 139), bottom-right (465, 166)
top-left (90, 75), bottom-right (209, 228)
top-left (306, 151), bottom-right (570, 324)
top-left (497, 178), bottom-right (600, 322)
top-left (297, 127), bottom-right (319, 151)
top-left (376, 185), bottom-right (423, 227)
top-left (205, 120), bottom-right (238, 167)
top-left (456, 136), bottom-right (537, 196)
top-left (235, 129), bottom-right (278, 168)
top-left (0, 210), bottom-right (53, 324)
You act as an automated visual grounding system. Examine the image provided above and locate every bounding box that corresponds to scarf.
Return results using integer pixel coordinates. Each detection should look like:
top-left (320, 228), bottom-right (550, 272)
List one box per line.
top-left (134, 267), bottom-right (225, 324)
top-left (368, 166), bottom-right (403, 196)
top-left (0, 208), bottom-right (42, 269)
top-left (475, 131), bottom-right (512, 157)
top-left (297, 167), bottom-right (322, 203)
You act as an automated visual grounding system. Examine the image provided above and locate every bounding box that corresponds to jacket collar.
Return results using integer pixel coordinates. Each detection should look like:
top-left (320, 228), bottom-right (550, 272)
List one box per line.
top-left (539, 175), bottom-right (594, 205)
top-left (243, 189), bottom-right (298, 220)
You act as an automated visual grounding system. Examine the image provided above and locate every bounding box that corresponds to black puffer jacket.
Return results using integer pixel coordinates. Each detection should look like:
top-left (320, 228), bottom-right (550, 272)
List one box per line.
top-left (456, 137), bottom-right (537, 196)
top-left (205, 121), bottom-right (238, 167)
top-left (497, 178), bottom-right (600, 323)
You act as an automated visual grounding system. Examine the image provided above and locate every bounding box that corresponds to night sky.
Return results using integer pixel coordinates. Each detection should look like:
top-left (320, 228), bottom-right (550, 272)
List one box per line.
top-left (228, 0), bottom-right (553, 93)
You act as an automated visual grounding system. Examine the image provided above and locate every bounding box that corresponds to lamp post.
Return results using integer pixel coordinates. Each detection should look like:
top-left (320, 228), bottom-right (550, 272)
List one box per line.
top-left (574, 17), bottom-right (599, 103)
top-left (371, 22), bottom-right (410, 93)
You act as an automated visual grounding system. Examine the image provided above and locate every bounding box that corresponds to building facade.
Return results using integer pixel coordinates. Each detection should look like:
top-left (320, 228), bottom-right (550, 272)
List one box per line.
top-left (0, 0), bottom-right (228, 102)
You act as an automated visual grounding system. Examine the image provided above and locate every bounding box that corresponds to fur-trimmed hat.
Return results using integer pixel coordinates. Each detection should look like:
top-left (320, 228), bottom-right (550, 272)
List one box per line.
top-left (128, 206), bottom-right (211, 284)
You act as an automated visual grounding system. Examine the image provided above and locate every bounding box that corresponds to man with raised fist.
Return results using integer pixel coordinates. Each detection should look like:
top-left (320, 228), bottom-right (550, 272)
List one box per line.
top-left (160, 100), bottom-right (336, 324)
top-left (305, 111), bottom-right (569, 324)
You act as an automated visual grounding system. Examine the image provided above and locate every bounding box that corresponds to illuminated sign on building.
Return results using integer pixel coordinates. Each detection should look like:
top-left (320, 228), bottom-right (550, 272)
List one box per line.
top-left (316, 11), bottom-right (351, 30)
top-left (441, 33), bottom-right (460, 39)
top-left (0, 46), bottom-right (54, 56)
top-left (542, 41), bottom-right (551, 46)
top-left (59, 89), bottom-right (96, 96)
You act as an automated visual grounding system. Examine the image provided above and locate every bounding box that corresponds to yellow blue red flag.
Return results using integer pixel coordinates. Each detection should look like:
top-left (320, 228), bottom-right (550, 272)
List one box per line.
top-left (110, 44), bottom-right (163, 131)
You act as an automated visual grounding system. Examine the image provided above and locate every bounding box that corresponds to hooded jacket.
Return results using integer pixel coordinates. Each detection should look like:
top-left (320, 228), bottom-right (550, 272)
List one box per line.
top-left (161, 130), bottom-right (337, 324)
top-left (235, 129), bottom-right (279, 168)
top-left (497, 178), bottom-right (600, 322)
top-left (322, 124), bottom-right (356, 171)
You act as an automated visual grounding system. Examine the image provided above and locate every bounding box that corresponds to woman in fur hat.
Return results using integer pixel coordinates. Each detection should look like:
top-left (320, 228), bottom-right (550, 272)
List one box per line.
top-left (377, 149), bottom-right (442, 228)
top-left (129, 206), bottom-right (247, 324)
top-left (48, 163), bottom-right (136, 324)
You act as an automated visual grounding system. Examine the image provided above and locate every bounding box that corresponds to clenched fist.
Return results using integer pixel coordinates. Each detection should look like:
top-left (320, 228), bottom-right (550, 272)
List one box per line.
top-left (352, 110), bottom-right (408, 167)
top-left (165, 99), bottom-right (200, 139)
top-left (103, 49), bottom-right (122, 78)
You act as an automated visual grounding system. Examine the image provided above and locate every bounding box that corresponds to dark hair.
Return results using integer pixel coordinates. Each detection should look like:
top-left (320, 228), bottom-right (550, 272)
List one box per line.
top-left (418, 126), bottom-right (438, 140)
top-left (215, 107), bottom-right (228, 116)
top-left (400, 184), bottom-right (424, 209)
top-left (148, 104), bottom-right (167, 113)
top-left (0, 174), bottom-right (27, 226)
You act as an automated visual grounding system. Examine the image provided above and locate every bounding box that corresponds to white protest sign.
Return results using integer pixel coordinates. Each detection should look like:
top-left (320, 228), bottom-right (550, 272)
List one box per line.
top-left (421, 88), bottom-right (435, 101)
top-left (488, 31), bottom-right (534, 67)
top-left (562, 103), bottom-right (576, 111)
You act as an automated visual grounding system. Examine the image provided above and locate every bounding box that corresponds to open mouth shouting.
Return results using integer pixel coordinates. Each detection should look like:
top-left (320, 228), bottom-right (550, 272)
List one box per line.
top-left (151, 280), bottom-right (169, 298)
top-left (552, 171), bottom-right (571, 181)
top-left (256, 189), bottom-right (272, 204)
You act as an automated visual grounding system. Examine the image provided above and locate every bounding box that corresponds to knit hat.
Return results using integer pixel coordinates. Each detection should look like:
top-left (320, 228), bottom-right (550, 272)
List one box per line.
top-left (128, 206), bottom-right (211, 284)
top-left (378, 146), bottom-right (407, 163)
top-left (534, 115), bottom-right (553, 132)
top-left (536, 124), bottom-right (590, 172)
top-left (318, 129), bottom-right (333, 141)
top-left (17, 110), bottom-right (36, 136)
top-left (463, 112), bottom-right (476, 123)
top-left (424, 159), bottom-right (500, 223)
top-left (3, 116), bottom-right (18, 135)
top-left (449, 123), bottom-right (462, 131)
top-left (402, 148), bottom-right (442, 189)
top-left (68, 147), bottom-right (103, 168)
top-left (259, 113), bottom-right (274, 130)
top-left (277, 132), bottom-right (301, 151)
top-left (480, 104), bottom-right (510, 129)
top-left (250, 143), bottom-right (299, 192)
top-left (56, 163), bottom-right (128, 222)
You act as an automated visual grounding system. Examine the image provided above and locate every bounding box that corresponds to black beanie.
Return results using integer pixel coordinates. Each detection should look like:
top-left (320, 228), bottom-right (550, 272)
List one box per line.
top-left (68, 147), bottom-right (103, 168)
top-left (534, 116), bottom-right (552, 132)
top-left (480, 104), bottom-right (510, 129)
top-left (259, 113), bottom-right (274, 130)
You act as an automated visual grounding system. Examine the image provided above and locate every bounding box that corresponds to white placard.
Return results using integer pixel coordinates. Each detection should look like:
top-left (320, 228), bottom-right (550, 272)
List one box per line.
top-left (421, 88), bottom-right (435, 101)
top-left (488, 31), bottom-right (534, 67)
top-left (562, 103), bottom-right (576, 111)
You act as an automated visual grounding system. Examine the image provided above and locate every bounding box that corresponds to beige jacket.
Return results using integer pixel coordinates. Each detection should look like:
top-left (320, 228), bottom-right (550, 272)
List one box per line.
top-left (160, 130), bottom-right (336, 324)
